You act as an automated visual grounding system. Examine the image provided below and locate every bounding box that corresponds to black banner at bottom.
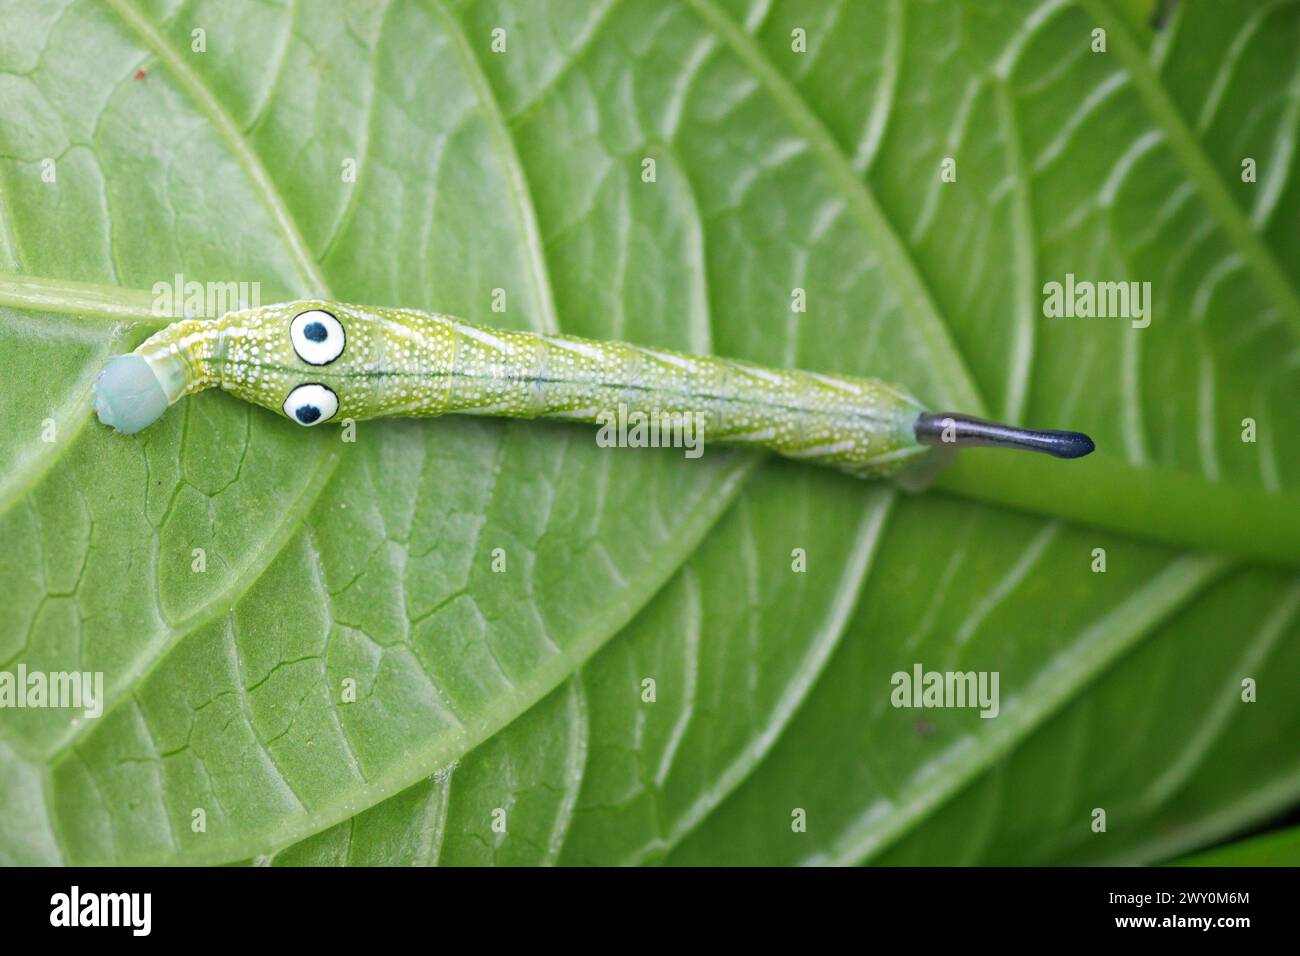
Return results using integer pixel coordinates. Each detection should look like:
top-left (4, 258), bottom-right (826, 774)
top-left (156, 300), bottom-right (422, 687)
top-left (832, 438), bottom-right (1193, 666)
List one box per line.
top-left (1, 864), bottom-right (1281, 941)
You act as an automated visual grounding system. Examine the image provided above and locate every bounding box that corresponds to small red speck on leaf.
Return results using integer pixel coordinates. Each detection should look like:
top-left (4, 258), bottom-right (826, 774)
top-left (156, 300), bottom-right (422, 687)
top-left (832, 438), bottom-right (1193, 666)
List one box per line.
top-left (134, 69), bottom-right (147, 80)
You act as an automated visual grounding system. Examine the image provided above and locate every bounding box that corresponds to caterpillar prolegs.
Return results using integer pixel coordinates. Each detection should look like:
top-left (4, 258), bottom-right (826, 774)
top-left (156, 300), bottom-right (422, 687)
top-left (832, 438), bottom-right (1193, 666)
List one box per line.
top-left (93, 300), bottom-right (1094, 478)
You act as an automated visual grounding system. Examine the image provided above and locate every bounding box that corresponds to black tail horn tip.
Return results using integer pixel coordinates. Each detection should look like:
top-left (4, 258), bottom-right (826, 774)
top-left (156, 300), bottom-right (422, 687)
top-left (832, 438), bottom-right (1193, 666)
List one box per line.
top-left (1054, 431), bottom-right (1095, 459)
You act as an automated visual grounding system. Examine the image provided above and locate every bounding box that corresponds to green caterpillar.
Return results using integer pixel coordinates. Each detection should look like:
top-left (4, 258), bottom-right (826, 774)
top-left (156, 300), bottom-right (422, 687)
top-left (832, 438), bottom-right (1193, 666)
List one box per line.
top-left (92, 300), bottom-right (1094, 477)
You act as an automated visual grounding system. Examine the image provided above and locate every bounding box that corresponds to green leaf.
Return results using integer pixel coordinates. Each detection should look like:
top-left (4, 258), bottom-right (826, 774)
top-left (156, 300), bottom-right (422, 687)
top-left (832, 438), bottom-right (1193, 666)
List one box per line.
top-left (0, 0), bottom-right (1297, 866)
top-left (1168, 824), bottom-right (1300, 867)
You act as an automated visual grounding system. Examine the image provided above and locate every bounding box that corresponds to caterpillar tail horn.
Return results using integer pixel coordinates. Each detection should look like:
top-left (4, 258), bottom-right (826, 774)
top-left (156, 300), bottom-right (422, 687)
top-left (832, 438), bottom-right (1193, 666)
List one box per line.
top-left (914, 412), bottom-right (1095, 460)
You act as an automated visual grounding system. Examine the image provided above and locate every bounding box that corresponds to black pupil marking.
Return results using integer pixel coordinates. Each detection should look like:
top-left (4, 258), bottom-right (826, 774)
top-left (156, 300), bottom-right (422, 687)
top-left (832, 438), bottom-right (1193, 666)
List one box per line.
top-left (296, 404), bottom-right (321, 424)
top-left (304, 321), bottom-right (328, 342)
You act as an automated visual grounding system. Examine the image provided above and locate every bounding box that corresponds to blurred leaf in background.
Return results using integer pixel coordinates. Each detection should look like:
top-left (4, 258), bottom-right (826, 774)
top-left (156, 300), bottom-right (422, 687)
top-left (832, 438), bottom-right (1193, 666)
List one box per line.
top-left (0, 0), bottom-right (1297, 865)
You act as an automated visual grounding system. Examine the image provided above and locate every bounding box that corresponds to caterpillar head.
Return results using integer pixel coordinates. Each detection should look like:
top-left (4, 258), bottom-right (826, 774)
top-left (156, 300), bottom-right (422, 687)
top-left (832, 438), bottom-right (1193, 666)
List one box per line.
top-left (214, 300), bottom-right (383, 428)
top-left (95, 300), bottom-right (378, 433)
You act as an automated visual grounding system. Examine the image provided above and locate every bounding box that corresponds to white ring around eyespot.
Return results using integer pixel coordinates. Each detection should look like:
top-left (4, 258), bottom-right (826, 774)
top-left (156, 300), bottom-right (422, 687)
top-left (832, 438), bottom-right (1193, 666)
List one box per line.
top-left (282, 383), bottom-right (339, 426)
top-left (290, 309), bottom-right (345, 366)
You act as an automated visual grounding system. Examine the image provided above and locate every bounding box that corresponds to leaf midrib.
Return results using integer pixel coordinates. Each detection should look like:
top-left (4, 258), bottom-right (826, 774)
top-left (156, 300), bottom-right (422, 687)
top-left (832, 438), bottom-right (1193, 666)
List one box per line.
top-left (6, 271), bottom-right (1297, 569)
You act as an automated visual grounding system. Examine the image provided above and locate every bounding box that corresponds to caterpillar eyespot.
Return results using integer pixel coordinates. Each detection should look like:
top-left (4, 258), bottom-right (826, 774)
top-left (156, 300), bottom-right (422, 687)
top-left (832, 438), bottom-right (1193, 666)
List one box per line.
top-left (93, 300), bottom-right (1095, 477)
top-left (290, 309), bottom-right (345, 365)
top-left (283, 382), bottom-right (338, 425)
